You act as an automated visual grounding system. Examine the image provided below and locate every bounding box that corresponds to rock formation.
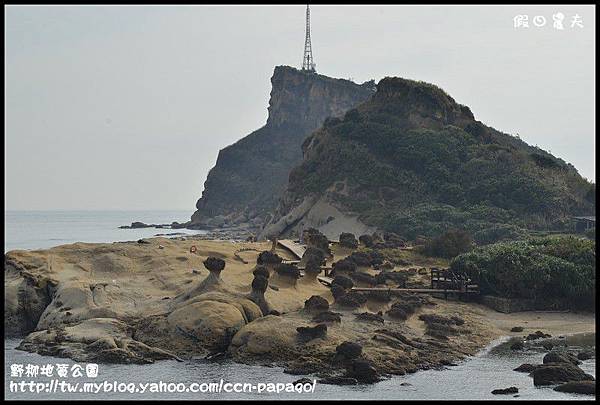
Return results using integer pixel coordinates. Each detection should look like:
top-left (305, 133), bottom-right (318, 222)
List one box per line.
top-left (190, 66), bottom-right (375, 230)
top-left (261, 76), bottom-right (595, 241)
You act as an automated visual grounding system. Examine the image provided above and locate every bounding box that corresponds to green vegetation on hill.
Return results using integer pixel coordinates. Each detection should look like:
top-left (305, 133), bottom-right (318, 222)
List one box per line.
top-left (285, 77), bottom-right (595, 241)
top-left (450, 236), bottom-right (596, 311)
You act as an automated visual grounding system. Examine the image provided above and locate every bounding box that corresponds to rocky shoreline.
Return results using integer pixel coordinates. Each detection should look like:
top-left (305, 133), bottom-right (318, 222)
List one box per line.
top-left (4, 232), bottom-right (595, 387)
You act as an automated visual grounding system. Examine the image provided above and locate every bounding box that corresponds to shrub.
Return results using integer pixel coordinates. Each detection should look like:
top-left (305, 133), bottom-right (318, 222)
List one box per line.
top-left (450, 236), bottom-right (595, 311)
top-left (422, 229), bottom-right (473, 258)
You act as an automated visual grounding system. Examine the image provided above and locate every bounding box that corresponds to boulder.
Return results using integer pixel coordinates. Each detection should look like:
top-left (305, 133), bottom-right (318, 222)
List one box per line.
top-left (532, 364), bottom-right (595, 386)
top-left (336, 341), bottom-right (363, 360)
top-left (491, 387), bottom-right (519, 395)
top-left (526, 330), bottom-right (551, 341)
top-left (577, 350), bottom-right (595, 361)
top-left (553, 381), bottom-right (596, 395)
top-left (543, 350), bottom-right (581, 366)
top-left (513, 363), bottom-right (539, 373)
top-left (510, 326), bottom-right (524, 332)
top-left (347, 359), bottom-right (380, 383)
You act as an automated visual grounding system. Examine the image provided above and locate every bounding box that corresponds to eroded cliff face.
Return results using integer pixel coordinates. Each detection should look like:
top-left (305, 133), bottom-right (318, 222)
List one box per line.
top-left (261, 77), bottom-right (595, 240)
top-left (190, 66), bottom-right (375, 230)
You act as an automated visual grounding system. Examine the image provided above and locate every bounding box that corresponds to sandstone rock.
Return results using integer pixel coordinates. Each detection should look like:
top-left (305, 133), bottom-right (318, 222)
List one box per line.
top-left (247, 275), bottom-right (271, 315)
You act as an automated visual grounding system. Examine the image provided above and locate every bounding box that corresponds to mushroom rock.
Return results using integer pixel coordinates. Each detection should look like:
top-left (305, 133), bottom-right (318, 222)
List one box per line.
top-left (332, 275), bottom-right (354, 290)
top-left (272, 263), bottom-right (301, 288)
top-left (301, 247), bottom-right (325, 266)
top-left (347, 252), bottom-right (372, 268)
top-left (204, 257), bottom-right (225, 274)
top-left (304, 295), bottom-right (330, 313)
top-left (302, 260), bottom-right (322, 282)
top-left (256, 251), bottom-right (283, 275)
top-left (173, 256), bottom-right (227, 303)
top-left (336, 291), bottom-right (367, 309)
top-left (331, 258), bottom-right (357, 277)
top-left (330, 284), bottom-right (347, 300)
top-left (252, 265), bottom-right (270, 279)
top-left (247, 275), bottom-right (272, 316)
top-left (302, 228), bottom-right (331, 257)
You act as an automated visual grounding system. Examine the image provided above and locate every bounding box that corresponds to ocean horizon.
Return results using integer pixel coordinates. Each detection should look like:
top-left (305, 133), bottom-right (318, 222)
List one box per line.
top-left (4, 210), bottom-right (207, 252)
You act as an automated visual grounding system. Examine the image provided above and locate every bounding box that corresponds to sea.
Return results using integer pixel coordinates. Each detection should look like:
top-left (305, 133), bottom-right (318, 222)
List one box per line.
top-left (3, 210), bottom-right (596, 400)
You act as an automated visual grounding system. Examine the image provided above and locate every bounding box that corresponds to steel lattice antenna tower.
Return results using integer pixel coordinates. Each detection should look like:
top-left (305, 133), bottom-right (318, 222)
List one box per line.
top-left (302, 5), bottom-right (316, 72)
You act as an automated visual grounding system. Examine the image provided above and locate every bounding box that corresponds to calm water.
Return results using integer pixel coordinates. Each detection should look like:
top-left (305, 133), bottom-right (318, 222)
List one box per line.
top-left (4, 337), bottom-right (595, 400)
top-left (4, 210), bottom-right (206, 252)
top-left (3, 211), bottom-right (596, 400)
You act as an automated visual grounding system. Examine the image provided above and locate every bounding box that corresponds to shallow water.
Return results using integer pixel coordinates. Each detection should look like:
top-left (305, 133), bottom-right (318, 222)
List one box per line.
top-left (3, 210), bottom-right (596, 400)
top-left (4, 336), bottom-right (595, 400)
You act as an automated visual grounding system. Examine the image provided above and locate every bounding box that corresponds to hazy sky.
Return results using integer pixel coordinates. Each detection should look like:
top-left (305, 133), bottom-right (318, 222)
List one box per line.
top-left (5, 5), bottom-right (595, 212)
